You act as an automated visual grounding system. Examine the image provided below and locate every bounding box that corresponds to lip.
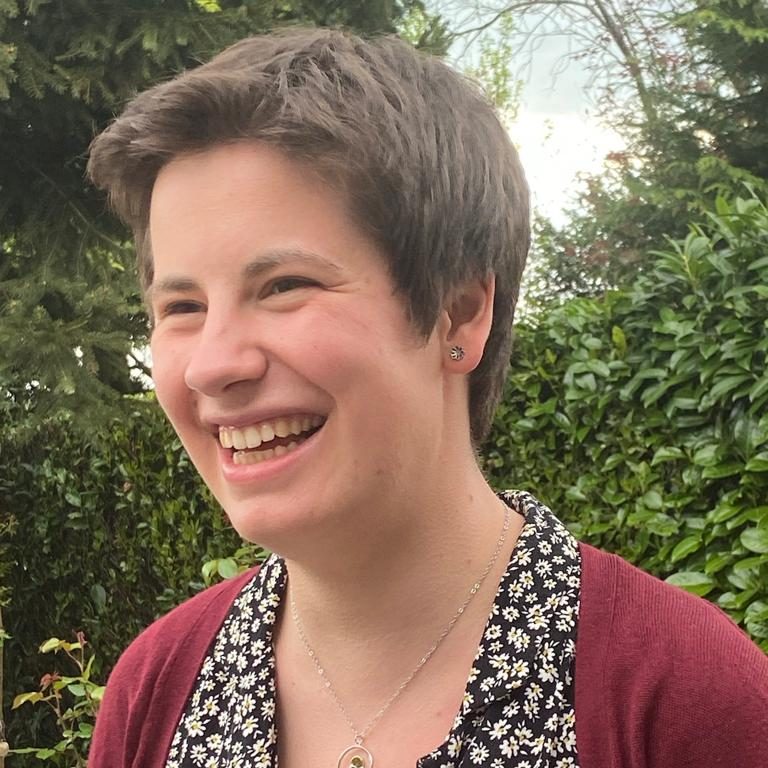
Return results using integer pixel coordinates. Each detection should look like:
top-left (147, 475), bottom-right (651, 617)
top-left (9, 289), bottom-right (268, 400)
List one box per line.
top-left (217, 419), bottom-right (325, 486)
top-left (204, 409), bottom-right (328, 433)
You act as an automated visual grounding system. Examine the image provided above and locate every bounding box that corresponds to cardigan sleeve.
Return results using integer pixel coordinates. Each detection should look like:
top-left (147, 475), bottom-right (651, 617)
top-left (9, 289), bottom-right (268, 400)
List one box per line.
top-left (576, 543), bottom-right (768, 768)
top-left (89, 570), bottom-right (257, 768)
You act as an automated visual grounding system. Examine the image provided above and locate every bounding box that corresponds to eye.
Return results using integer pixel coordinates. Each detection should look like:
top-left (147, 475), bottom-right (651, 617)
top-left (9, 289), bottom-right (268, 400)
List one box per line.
top-left (264, 277), bottom-right (318, 296)
top-left (160, 300), bottom-right (205, 317)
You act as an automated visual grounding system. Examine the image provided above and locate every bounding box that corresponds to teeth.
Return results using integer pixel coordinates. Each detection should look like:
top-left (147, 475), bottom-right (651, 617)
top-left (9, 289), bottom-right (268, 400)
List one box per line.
top-left (232, 441), bottom-right (299, 465)
top-left (220, 416), bottom-right (324, 451)
top-left (245, 426), bottom-right (262, 449)
top-left (234, 447), bottom-right (275, 465)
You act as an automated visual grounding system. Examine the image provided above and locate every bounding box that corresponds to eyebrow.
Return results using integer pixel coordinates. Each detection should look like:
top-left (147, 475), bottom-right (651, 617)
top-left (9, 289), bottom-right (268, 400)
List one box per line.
top-left (243, 248), bottom-right (343, 279)
top-left (146, 248), bottom-right (342, 302)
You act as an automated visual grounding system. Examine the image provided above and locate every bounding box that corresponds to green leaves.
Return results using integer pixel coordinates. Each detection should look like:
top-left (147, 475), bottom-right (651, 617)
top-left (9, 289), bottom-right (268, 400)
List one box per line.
top-left (665, 571), bottom-right (717, 597)
top-left (10, 632), bottom-right (107, 764)
top-left (202, 556), bottom-right (240, 584)
top-left (652, 446), bottom-right (685, 464)
top-left (741, 527), bottom-right (768, 555)
top-left (193, 0), bottom-right (222, 12)
top-left (12, 691), bottom-right (44, 709)
top-left (487, 192), bottom-right (768, 652)
top-left (745, 452), bottom-right (768, 473)
top-left (1, 402), bottom-right (249, 759)
top-left (670, 536), bottom-right (703, 564)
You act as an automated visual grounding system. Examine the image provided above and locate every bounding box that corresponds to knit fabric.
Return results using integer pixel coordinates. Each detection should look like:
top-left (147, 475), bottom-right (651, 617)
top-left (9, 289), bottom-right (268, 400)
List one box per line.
top-left (90, 514), bottom-right (768, 767)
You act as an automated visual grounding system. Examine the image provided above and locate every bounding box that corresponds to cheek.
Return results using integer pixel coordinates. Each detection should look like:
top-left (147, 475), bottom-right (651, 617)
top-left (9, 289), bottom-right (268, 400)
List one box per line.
top-left (279, 303), bottom-right (385, 374)
top-left (296, 331), bottom-right (389, 398)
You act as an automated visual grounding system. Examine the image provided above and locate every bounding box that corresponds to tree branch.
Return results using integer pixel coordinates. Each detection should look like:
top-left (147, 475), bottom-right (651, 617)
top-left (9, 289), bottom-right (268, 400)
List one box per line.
top-left (590, 0), bottom-right (658, 123)
top-left (127, 353), bottom-right (152, 380)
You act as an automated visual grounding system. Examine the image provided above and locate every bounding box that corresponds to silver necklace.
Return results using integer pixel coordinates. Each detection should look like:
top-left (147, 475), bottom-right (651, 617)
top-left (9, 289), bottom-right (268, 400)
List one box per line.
top-left (289, 502), bottom-right (512, 768)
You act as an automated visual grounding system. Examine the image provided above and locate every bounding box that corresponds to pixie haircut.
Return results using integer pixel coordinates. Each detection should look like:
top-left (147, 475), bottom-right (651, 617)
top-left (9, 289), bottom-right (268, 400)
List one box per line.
top-left (88, 27), bottom-right (530, 444)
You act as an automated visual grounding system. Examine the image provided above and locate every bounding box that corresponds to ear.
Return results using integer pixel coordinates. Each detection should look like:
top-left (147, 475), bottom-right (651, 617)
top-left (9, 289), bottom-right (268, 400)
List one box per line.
top-left (439, 275), bottom-right (495, 373)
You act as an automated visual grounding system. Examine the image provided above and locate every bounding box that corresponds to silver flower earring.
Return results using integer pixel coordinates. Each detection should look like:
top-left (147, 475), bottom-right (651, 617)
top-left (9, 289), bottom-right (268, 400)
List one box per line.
top-left (449, 345), bottom-right (465, 361)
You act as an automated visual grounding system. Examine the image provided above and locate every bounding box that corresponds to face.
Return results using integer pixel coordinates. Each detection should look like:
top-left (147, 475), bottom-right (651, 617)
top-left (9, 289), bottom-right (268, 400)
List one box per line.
top-left (148, 142), bottom-right (451, 548)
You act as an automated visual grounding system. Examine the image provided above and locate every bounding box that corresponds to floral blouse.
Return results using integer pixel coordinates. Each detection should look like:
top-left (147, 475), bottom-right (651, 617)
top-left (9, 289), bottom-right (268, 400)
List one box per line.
top-left (165, 491), bottom-right (582, 768)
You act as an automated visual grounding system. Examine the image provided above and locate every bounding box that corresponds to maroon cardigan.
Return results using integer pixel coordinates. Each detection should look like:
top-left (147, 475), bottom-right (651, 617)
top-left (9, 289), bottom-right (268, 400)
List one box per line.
top-left (90, 543), bottom-right (768, 767)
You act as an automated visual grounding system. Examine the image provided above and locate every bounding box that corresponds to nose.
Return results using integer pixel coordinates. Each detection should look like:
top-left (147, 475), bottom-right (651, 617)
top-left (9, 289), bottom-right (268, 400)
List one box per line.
top-left (183, 309), bottom-right (269, 396)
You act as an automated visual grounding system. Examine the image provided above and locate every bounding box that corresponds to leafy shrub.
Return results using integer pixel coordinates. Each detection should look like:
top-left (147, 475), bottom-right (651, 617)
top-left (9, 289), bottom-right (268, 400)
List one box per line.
top-left (11, 634), bottom-right (104, 767)
top-left (0, 399), bottom-right (242, 757)
top-left (486, 193), bottom-right (768, 650)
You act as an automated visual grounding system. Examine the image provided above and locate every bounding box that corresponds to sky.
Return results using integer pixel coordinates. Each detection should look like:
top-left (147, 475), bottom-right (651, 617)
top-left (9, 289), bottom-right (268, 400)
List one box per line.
top-left (509, 97), bottom-right (623, 226)
top-left (437, 5), bottom-right (625, 225)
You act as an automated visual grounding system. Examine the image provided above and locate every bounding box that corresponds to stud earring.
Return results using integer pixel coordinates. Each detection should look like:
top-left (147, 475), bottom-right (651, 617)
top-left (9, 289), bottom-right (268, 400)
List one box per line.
top-left (449, 345), bottom-right (465, 361)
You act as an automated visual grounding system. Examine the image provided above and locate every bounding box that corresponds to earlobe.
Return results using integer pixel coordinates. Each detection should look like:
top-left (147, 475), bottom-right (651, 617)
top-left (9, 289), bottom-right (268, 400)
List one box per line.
top-left (442, 275), bottom-right (495, 373)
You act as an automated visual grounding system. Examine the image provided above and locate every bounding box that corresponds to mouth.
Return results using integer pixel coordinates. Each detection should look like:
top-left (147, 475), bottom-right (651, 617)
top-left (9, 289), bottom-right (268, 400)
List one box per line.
top-left (218, 414), bottom-right (326, 466)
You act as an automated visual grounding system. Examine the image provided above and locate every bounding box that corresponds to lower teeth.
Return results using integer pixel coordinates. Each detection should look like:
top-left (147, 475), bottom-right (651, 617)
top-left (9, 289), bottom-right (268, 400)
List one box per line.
top-left (233, 440), bottom-right (300, 465)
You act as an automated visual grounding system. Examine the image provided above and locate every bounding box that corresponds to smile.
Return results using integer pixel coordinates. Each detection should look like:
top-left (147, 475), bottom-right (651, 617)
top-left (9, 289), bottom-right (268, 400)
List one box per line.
top-left (219, 415), bottom-right (325, 465)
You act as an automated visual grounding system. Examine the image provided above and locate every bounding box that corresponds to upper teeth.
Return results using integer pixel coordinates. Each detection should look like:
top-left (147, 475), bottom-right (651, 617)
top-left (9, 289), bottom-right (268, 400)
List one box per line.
top-left (219, 415), bottom-right (323, 450)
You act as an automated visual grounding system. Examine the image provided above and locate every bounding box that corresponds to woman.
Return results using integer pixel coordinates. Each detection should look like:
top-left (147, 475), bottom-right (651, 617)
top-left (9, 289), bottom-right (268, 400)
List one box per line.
top-left (87, 28), bottom-right (768, 768)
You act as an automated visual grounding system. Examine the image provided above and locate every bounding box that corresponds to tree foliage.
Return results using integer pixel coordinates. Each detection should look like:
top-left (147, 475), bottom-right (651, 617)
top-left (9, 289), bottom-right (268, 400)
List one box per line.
top-left (0, 397), bottom-right (248, 757)
top-left (444, 0), bottom-right (768, 302)
top-left (562, 0), bottom-right (768, 286)
top-left (0, 0), bottom-right (449, 430)
top-left (486, 192), bottom-right (768, 650)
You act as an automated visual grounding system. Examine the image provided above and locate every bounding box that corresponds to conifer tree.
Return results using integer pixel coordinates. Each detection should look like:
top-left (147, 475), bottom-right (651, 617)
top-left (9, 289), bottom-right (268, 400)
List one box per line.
top-left (0, 0), bottom-right (448, 431)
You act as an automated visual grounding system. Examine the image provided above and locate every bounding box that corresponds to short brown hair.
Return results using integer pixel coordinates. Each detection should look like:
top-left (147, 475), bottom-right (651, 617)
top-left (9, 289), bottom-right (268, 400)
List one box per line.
top-left (88, 27), bottom-right (529, 444)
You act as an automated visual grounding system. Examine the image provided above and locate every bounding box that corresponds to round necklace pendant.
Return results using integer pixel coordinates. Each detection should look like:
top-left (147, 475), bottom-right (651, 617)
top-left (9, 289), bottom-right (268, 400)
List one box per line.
top-left (337, 744), bottom-right (374, 768)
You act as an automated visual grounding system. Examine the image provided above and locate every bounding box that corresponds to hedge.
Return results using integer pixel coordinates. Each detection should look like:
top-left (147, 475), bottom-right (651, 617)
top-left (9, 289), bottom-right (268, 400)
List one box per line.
top-left (485, 193), bottom-right (768, 650)
top-left (0, 404), bottom-right (242, 752)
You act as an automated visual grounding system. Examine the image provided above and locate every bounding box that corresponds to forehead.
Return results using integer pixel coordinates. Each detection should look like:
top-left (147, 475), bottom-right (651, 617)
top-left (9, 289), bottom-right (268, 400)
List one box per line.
top-left (150, 142), bottom-right (331, 221)
top-left (146, 142), bottom-right (387, 286)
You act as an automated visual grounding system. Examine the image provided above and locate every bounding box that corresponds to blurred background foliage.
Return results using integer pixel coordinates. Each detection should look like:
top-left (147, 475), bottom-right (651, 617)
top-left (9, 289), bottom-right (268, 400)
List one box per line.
top-left (1, 400), bottom-right (244, 754)
top-left (1, 0), bottom-right (767, 762)
top-left (488, 192), bottom-right (768, 651)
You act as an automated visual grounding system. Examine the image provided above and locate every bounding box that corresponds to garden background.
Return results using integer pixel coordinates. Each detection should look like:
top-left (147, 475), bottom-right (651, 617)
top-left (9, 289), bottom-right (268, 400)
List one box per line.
top-left (1, 1), bottom-right (767, 764)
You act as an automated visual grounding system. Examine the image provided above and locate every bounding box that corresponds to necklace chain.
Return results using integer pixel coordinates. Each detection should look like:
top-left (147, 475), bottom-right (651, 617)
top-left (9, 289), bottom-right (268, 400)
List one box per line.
top-left (289, 501), bottom-right (512, 746)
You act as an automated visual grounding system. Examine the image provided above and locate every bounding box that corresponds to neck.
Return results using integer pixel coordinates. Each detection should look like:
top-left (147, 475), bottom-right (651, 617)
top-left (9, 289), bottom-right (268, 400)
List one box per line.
top-left (275, 464), bottom-right (524, 700)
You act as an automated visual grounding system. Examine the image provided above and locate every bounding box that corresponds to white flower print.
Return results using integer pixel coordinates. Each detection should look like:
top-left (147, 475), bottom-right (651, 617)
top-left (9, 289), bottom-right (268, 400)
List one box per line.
top-left (487, 720), bottom-right (511, 739)
top-left (446, 734), bottom-right (463, 757)
top-left (165, 492), bottom-right (581, 768)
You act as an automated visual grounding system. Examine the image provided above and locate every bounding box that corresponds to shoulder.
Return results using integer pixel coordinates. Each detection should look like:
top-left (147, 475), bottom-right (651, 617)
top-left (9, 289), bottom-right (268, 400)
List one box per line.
top-left (576, 543), bottom-right (768, 767)
top-left (90, 568), bottom-right (258, 768)
top-left (578, 542), bottom-right (766, 666)
top-left (114, 568), bottom-right (257, 679)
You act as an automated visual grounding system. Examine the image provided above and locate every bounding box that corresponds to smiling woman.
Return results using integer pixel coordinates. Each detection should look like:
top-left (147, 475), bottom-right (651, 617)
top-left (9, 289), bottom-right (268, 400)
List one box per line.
top-left (86, 26), bottom-right (768, 768)
top-left (145, 141), bottom-right (473, 549)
